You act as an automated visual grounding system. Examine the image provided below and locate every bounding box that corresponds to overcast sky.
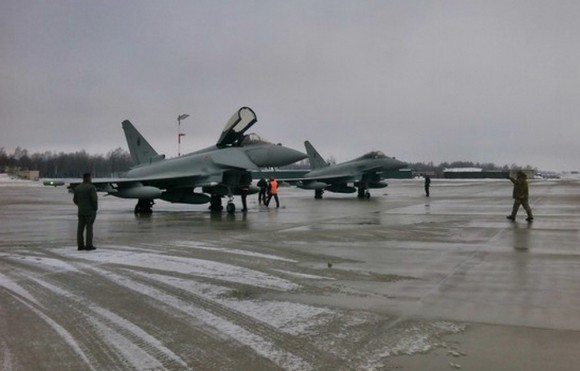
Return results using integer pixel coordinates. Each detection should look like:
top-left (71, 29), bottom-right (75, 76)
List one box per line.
top-left (1, 0), bottom-right (579, 171)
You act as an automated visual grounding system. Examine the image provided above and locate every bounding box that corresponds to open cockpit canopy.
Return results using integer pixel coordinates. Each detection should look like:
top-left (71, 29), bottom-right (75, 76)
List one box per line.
top-left (216, 107), bottom-right (258, 147)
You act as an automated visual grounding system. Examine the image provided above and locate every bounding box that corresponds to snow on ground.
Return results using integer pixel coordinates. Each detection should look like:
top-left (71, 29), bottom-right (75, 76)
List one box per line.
top-left (171, 240), bottom-right (298, 262)
top-left (0, 173), bottom-right (41, 187)
top-left (0, 175), bottom-right (486, 370)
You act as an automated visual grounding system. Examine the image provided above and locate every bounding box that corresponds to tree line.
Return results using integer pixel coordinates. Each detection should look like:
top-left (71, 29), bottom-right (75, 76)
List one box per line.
top-left (1, 146), bottom-right (535, 179)
top-left (0, 147), bottom-right (133, 178)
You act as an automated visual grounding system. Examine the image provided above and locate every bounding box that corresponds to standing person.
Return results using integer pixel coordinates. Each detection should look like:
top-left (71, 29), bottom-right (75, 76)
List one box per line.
top-left (265, 177), bottom-right (280, 208)
top-left (424, 175), bottom-right (431, 197)
top-left (240, 171), bottom-right (252, 212)
top-left (73, 173), bottom-right (98, 250)
top-left (257, 177), bottom-right (268, 205)
top-left (507, 171), bottom-right (533, 222)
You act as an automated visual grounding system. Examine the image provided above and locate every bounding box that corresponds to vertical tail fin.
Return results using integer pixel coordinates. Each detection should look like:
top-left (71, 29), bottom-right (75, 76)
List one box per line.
top-left (122, 120), bottom-right (164, 166)
top-left (304, 141), bottom-right (329, 170)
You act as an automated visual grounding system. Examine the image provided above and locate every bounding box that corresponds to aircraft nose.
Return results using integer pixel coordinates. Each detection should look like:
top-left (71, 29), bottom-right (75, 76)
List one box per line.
top-left (394, 158), bottom-right (407, 168)
top-left (394, 158), bottom-right (408, 169)
top-left (245, 145), bottom-right (307, 167)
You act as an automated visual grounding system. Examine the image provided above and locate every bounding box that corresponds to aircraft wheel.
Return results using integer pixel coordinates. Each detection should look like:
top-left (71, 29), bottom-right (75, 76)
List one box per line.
top-left (135, 199), bottom-right (154, 214)
top-left (226, 203), bottom-right (235, 214)
top-left (209, 195), bottom-right (223, 211)
top-left (314, 189), bottom-right (324, 199)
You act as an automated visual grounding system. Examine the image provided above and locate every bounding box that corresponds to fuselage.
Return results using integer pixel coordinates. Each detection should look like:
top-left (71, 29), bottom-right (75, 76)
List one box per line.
top-left (306, 154), bottom-right (407, 179)
top-left (126, 142), bottom-right (306, 185)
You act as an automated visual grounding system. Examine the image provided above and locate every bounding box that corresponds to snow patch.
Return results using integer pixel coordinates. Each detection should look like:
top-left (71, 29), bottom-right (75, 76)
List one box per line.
top-left (172, 240), bottom-right (298, 262)
top-left (52, 248), bottom-right (300, 291)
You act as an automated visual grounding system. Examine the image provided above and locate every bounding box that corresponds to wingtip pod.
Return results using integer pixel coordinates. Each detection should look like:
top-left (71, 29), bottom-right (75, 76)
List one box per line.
top-left (43, 180), bottom-right (65, 187)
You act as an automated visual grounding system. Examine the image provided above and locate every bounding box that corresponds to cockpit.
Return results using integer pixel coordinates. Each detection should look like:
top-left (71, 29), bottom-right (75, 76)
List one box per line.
top-left (356, 151), bottom-right (387, 160)
top-left (240, 133), bottom-right (271, 146)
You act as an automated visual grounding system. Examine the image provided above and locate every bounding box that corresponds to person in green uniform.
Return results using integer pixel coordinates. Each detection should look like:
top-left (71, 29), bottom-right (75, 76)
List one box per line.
top-left (73, 173), bottom-right (98, 250)
top-left (507, 171), bottom-right (533, 222)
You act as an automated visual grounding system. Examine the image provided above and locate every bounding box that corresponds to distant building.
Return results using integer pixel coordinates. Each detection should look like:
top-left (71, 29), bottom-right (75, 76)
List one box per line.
top-left (15, 170), bottom-right (40, 181)
top-left (443, 168), bottom-right (509, 179)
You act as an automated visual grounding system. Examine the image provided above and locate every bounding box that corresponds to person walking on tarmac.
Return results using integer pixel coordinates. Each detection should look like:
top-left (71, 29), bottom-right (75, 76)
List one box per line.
top-left (73, 173), bottom-right (98, 250)
top-left (506, 171), bottom-right (533, 222)
top-left (257, 177), bottom-right (268, 205)
top-left (265, 177), bottom-right (280, 208)
top-left (424, 175), bottom-right (431, 197)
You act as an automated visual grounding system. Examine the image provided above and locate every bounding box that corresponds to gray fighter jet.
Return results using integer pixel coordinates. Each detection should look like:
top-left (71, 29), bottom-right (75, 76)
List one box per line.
top-left (59, 107), bottom-right (306, 214)
top-left (287, 141), bottom-right (407, 199)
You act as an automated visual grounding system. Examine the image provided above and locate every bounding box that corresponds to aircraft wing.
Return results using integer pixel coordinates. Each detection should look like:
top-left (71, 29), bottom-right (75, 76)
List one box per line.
top-left (316, 166), bottom-right (387, 183)
top-left (276, 167), bottom-right (385, 184)
top-left (45, 172), bottom-right (210, 193)
top-left (266, 172), bottom-right (354, 188)
top-left (268, 166), bottom-right (388, 190)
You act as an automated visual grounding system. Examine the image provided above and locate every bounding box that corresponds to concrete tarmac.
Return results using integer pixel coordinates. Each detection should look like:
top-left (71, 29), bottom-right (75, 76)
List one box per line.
top-left (1, 175), bottom-right (580, 370)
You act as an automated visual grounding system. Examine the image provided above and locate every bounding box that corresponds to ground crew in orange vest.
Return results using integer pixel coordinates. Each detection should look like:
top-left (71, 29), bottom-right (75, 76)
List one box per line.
top-left (265, 177), bottom-right (280, 208)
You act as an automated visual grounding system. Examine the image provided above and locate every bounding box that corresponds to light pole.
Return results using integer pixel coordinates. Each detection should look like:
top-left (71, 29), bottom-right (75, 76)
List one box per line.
top-left (177, 114), bottom-right (189, 156)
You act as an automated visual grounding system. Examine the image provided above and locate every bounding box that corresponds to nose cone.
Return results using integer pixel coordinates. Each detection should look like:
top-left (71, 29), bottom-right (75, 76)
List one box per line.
top-left (380, 157), bottom-right (408, 171)
top-left (391, 157), bottom-right (408, 170)
top-left (245, 144), bottom-right (307, 168)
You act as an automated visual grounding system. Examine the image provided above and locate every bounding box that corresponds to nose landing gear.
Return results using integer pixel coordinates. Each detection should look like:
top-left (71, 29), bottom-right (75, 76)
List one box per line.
top-left (209, 194), bottom-right (236, 214)
top-left (226, 196), bottom-right (235, 214)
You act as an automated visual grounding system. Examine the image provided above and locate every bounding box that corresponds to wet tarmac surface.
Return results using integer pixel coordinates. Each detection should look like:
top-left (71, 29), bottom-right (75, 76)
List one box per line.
top-left (1, 175), bottom-right (580, 370)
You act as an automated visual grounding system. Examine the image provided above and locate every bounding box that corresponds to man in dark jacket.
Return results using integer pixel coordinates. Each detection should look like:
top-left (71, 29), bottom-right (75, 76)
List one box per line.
top-left (73, 173), bottom-right (98, 250)
top-left (424, 175), bottom-right (431, 197)
top-left (240, 171), bottom-right (252, 212)
top-left (507, 171), bottom-right (533, 222)
top-left (257, 177), bottom-right (267, 205)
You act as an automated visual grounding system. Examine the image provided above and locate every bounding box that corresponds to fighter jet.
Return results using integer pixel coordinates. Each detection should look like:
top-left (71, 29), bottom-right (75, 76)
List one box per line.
top-left (284, 140), bottom-right (407, 199)
top-left (55, 107), bottom-right (306, 214)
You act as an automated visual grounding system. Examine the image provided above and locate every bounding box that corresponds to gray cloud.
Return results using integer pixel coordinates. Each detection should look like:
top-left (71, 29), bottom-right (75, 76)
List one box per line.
top-left (1, 0), bottom-right (579, 171)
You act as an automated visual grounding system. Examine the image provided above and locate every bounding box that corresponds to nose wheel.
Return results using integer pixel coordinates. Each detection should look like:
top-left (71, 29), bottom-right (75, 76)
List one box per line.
top-left (226, 196), bottom-right (235, 214)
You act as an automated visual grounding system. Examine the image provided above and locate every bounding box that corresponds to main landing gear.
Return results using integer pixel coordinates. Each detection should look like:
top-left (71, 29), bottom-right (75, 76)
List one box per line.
top-left (209, 195), bottom-right (223, 212)
top-left (209, 195), bottom-right (236, 214)
top-left (134, 199), bottom-right (154, 214)
top-left (357, 188), bottom-right (371, 199)
top-left (314, 189), bottom-right (324, 199)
